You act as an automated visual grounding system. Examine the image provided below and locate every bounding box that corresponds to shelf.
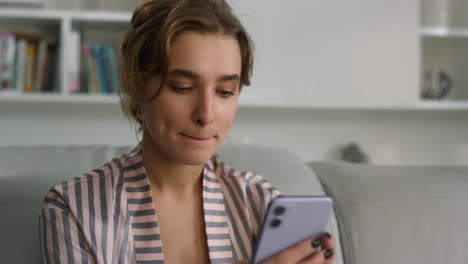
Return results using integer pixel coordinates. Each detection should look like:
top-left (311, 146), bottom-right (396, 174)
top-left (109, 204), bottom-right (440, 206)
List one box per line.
top-left (240, 99), bottom-right (468, 111)
top-left (0, 9), bottom-right (466, 112)
top-left (0, 8), bottom-right (131, 22)
top-left (0, 8), bottom-right (64, 20)
top-left (421, 27), bottom-right (468, 38)
top-left (2, 93), bottom-right (468, 111)
top-left (0, 93), bottom-right (119, 104)
top-left (69, 11), bottom-right (131, 23)
top-left (413, 100), bottom-right (468, 110)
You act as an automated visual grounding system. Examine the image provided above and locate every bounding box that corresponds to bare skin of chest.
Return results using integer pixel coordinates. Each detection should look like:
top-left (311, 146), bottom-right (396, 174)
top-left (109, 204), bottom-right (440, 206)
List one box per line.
top-left (153, 195), bottom-right (210, 264)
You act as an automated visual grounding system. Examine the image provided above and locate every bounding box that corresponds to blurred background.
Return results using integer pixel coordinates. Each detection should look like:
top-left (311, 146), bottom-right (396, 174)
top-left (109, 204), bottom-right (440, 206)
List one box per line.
top-left (0, 0), bottom-right (467, 165)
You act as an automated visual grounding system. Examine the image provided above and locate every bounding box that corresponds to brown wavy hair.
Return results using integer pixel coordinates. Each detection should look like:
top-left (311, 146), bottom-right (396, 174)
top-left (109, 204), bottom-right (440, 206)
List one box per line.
top-left (119, 0), bottom-right (254, 132)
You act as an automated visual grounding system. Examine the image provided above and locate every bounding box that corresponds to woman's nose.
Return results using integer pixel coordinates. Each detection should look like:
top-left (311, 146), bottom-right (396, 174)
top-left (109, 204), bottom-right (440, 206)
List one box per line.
top-left (191, 92), bottom-right (214, 126)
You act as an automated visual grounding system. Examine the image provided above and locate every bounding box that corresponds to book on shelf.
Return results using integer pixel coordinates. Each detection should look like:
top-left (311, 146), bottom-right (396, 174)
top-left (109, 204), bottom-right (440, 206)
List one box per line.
top-left (0, 32), bottom-right (16, 90)
top-left (43, 42), bottom-right (59, 92)
top-left (34, 39), bottom-right (48, 92)
top-left (69, 31), bottom-right (81, 93)
top-left (100, 44), bottom-right (113, 94)
top-left (80, 42), bottom-right (119, 95)
top-left (15, 39), bottom-right (27, 93)
top-left (105, 44), bottom-right (120, 93)
top-left (0, 31), bottom-right (59, 94)
top-left (82, 43), bottom-right (100, 94)
top-left (91, 43), bottom-right (105, 94)
top-left (24, 41), bottom-right (36, 93)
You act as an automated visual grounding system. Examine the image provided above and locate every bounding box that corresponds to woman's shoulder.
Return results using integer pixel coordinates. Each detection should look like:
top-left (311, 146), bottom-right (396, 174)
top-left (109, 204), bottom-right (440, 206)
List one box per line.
top-left (209, 154), bottom-right (281, 195)
top-left (41, 146), bottom-right (140, 213)
top-left (209, 154), bottom-right (281, 234)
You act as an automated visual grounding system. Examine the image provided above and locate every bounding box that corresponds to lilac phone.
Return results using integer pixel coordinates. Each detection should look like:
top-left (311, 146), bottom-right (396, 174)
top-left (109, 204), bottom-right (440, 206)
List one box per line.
top-left (251, 195), bottom-right (333, 264)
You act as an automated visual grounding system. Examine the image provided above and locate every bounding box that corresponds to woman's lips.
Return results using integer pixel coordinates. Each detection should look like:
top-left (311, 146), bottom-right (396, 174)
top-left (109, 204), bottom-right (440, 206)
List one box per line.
top-left (180, 133), bottom-right (212, 141)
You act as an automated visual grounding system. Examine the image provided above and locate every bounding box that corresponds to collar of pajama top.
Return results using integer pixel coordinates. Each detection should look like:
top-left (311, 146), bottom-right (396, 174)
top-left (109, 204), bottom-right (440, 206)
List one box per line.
top-left (122, 145), bottom-right (276, 263)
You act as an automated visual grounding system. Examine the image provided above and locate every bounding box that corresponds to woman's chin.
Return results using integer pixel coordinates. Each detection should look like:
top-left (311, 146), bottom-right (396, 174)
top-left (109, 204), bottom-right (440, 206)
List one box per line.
top-left (172, 150), bottom-right (216, 166)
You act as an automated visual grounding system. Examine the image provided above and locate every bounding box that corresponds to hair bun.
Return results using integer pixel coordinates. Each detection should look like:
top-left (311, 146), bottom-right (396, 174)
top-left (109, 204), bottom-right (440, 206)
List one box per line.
top-left (131, 0), bottom-right (169, 29)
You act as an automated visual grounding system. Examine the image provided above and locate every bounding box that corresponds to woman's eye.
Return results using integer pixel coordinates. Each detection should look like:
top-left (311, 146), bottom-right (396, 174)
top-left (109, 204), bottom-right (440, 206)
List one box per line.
top-left (217, 90), bottom-right (235, 97)
top-left (169, 85), bottom-right (192, 93)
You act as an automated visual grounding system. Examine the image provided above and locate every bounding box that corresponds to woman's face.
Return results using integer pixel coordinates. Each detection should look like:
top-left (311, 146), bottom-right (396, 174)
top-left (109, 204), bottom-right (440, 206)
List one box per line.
top-left (142, 31), bottom-right (242, 165)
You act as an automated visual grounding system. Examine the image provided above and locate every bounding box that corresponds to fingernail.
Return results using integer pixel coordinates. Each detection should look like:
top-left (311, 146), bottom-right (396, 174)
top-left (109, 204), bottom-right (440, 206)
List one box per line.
top-left (324, 232), bottom-right (332, 239)
top-left (311, 238), bottom-right (322, 248)
top-left (324, 249), bottom-right (334, 259)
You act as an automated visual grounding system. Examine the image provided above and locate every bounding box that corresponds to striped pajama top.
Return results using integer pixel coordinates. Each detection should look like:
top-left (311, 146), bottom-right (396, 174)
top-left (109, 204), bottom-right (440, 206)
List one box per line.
top-left (40, 145), bottom-right (281, 263)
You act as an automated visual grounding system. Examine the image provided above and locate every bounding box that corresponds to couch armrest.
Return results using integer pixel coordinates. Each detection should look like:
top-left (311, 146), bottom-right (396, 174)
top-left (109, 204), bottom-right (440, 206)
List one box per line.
top-left (309, 161), bottom-right (468, 264)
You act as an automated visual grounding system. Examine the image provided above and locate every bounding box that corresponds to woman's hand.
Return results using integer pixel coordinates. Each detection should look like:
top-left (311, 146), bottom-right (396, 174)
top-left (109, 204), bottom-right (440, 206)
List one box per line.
top-left (232, 232), bottom-right (336, 264)
top-left (262, 232), bottom-right (336, 264)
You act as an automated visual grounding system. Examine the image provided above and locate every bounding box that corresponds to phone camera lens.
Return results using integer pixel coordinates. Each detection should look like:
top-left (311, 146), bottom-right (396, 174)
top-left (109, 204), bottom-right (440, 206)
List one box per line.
top-left (270, 218), bottom-right (282, 228)
top-left (274, 206), bottom-right (285, 215)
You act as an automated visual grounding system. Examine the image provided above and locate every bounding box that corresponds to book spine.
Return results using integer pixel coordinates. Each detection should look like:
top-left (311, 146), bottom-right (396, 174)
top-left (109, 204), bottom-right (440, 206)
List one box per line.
top-left (82, 44), bottom-right (93, 94)
top-left (100, 45), bottom-right (113, 93)
top-left (105, 45), bottom-right (119, 94)
top-left (68, 31), bottom-right (81, 93)
top-left (0, 33), bottom-right (16, 90)
top-left (91, 43), bottom-right (106, 94)
top-left (34, 39), bottom-right (48, 92)
top-left (44, 44), bottom-right (59, 92)
top-left (81, 44), bottom-right (88, 93)
top-left (24, 42), bottom-right (36, 93)
top-left (15, 39), bottom-right (27, 92)
top-left (0, 34), bottom-right (7, 89)
top-left (86, 43), bottom-right (100, 94)
top-left (38, 48), bottom-right (49, 92)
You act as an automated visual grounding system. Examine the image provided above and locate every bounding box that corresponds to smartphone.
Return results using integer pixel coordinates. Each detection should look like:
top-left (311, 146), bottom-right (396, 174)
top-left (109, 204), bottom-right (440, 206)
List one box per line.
top-left (251, 195), bottom-right (333, 264)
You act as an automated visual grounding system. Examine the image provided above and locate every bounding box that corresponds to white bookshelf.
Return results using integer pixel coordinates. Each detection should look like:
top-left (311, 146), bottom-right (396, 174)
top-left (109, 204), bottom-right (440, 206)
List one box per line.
top-left (420, 1), bottom-right (468, 104)
top-left (420, 28), bottom-right (468, 102)
top-left (0, 92), bottom-right (119, 104)
top-left (421, 26), bottom-right (468, 38)
top-left (2, 91), bottom-right (468, 111)
top-left (239, 99), bottom-right (468, 111)
top-left (0, 8), bottom-right (130, 98)
top-left (1, 8), bottom-right (468, 111)
top-left (69, 10), bottom-right (131, 23)
top-left (0, 8), bottom-right (64, 20)
top-left (0, 8), bottom-right (131, 21)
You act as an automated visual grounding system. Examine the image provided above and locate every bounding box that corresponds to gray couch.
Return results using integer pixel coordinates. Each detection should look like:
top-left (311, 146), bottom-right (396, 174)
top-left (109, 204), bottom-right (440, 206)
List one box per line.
top-left (1, 144), bottom-right (467, 264)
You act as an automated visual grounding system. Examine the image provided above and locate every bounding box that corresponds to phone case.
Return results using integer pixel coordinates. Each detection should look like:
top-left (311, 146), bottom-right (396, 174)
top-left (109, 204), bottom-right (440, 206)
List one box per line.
top-left (251, 195), bottom-right (333, 263)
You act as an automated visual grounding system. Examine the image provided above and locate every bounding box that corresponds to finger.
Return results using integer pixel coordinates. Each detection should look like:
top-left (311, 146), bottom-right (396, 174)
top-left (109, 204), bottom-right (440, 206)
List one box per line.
top-left (324, 248), bottom-right (337, 263)
top-left (321, 232), bottom-right (337, 263)
top-left (298, 248), bottom-right (335, 264)
top-left (320, 232), bottom-right (336, 251)
top-left (265, 237), bottom-right (322, 264)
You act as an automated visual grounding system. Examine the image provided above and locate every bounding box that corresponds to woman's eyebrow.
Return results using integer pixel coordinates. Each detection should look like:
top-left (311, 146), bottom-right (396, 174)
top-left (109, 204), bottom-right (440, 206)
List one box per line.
top-left (167, 69), bottom-right (197, 79)
top-left (218, 74), bottom-right (240, 82)
top-left (167, 68), bottom-right (240, 82)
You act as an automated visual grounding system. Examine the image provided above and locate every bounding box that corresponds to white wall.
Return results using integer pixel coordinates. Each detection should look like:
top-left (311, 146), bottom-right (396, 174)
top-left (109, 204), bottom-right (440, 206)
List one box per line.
top-left (236, 0), bottom-right (420, 105)
top-left (230, 108), bottom-right (468, 166)
top-left (2, 102), bottom-right (468, 166)
top-left (2, 0), bottom-right (468, 166)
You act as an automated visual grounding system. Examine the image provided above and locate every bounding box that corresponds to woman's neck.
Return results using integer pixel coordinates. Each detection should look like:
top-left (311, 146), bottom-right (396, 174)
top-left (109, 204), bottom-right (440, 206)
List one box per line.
top-left (140, 136), bottom-right (205, 196)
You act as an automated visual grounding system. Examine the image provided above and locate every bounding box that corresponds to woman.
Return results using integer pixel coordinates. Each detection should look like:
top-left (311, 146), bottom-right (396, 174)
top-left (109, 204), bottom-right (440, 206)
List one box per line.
top-left (40, 0), bottom-right (336, 263)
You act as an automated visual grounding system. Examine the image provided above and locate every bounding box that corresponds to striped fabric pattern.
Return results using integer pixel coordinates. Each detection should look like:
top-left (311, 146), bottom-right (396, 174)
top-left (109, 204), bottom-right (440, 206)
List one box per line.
top-left (40, 145), bottom-right (280, 263)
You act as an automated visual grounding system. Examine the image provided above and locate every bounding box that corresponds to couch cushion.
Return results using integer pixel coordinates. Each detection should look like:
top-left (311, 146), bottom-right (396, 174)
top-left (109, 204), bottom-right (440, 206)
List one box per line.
top-left (0, 144), bottom-right (343, 263)
top-left (0, 145), bottom-right (132, 263)
top-left (309, 161), bottom-right (468, 264)
top-left (218, 144), bottom-right (343, 264)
